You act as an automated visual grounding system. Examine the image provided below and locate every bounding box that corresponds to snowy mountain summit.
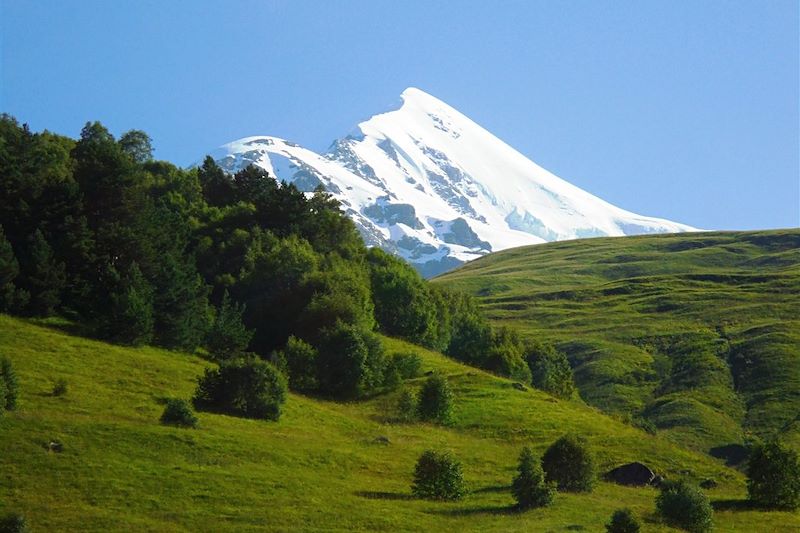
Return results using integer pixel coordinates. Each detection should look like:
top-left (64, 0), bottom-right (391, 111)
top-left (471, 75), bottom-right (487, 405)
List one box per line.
top-left (211, 88), bottom-right (695, 276)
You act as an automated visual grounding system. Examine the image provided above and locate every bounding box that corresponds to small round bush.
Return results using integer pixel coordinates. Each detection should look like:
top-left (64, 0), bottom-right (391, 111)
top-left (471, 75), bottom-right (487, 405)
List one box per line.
top-left (397, 388), bottom-right (417, 422)
top-left (512, 446), bottom-right (555, 509)
top-left (160, 398), bottom-right (198, 428)
top-left (389, 352), bottom-right (423, 380)
top-left (0, 357), bottom-right (19, 410)
top-left (747, 440), bottom-right (800, 510)
top-left (278, 336), bottom-right (318, 392)
top-left (52, 378), bottom-right (68, 397)
top-left (606, 508), bottom-right (640, 533)
top-left (193, 357), bottom-right (287, 421)
top-left (655, 480), bottom-right (713, 533)
top-left (541, 434), bottom-right (596, 492)
top-left (411, 450), bottom-right (465, 501)
top-left (417, 373), bottom-right (453, 424)
top-left (0, 512), bottom-right (28, 533)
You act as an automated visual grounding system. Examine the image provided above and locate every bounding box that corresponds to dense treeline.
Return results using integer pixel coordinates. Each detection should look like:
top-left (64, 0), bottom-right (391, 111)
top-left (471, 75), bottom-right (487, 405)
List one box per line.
top-left (0, 116), bottom-right (573, 401)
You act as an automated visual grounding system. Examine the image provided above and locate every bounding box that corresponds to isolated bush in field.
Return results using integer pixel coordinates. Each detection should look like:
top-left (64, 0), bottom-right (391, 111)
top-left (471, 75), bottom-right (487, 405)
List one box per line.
top-left (747, 440), bottom-right (800, 510)
top-left (278, 336), bottom-right (318, 392)
top-left (606, 508), bottom-right (640, 533)
top-left (417, 373), bottom-right (453, 424)
top-left (526, 341), bottom-right (575, 399)
top-left (206, 290), bottom-right (253, 361)
top-left (655, 480), bottom-right (713, 533)
top-left (52, 378), bottom-right (68, 397)
top-left (160, 398), bottom-right (198, 428)
top-left (411, 450), bottom-right (465, 501)
top-left (512, 446), bottom-right (555, 509)
top-left (0, 512), bottom-right (28, 533)
top-left (397, 388), bottom-right (418, 422)
top-left (389, 352), bottom-right (423, 380)
top-left (0, 357), bottom-right (19, 410)
top-left (193, 357), bottom-right (287, 421)
top-left (541, 434), bottom-right (596, 492)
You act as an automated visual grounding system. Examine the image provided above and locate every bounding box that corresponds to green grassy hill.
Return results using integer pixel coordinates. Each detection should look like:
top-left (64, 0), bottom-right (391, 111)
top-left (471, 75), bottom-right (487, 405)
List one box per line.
top-left (436, 230), bottom-right (800, 455)
top-left (1, 315), bottom-right (798, 531)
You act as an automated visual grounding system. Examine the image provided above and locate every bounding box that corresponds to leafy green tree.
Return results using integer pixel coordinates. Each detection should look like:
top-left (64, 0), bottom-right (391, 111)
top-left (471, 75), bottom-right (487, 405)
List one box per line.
top-left (512, 446), bottom-right (555, 509)
top-left (160, 398), bottom-right (198, 428)
top-left (0, 226), bottom-right (19, 311)
top-left (541, 434), bottom-right (596, 492)
top-left (526, 341), bottom-right (575, 399)
top-left (119, 130), bottom-right (153, 163)
top-left (277, 336), bottom-right (318, 392)
top-left (22, 229), bottom-right (65, 316)
top-left (655, 480), bottom-right (713, 533)
top-left (108, 262), bottom-right (154, 345)
top-left (152, 251), bottom-right (209, 351)
top-left (315, 321), bottom-right (385, 398)
top-left (197, 156), bottom-right (236, 207)
top-left (0, 357), bottom-right (19, 412)
top-left (417, 373), bottom-right (453, 424)
top-left (207, 290), bottom-right (253, 360)
top-left (193, 357), bottom-right (287, 421)
top-left (747, 440), bottom-right (800, 510)
top-left (397, 388), bottom-right (418, 422)
top-left (606, 508), bottom-right (640, 533)
top-left (486, 327), bottom-right (532, 382)
top-left (446, 294), bottom-right (493, 367)
top-left (411, 450), bottom-right (465, 501)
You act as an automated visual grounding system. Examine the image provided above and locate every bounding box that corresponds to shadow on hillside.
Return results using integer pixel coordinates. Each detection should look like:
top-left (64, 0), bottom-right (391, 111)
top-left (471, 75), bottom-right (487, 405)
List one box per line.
top-left (712, 499), bottom-right (756, 512)
top-left (471, 484), bottom-right (510, 494)
top-left (28, 317), bottom-right (93, 339)
top-left (430, 504), bottom-right (518, 517)
top-left (354, 491), bottom-right (415, 501)
top-left (709, 444), bottom-right (749, 467)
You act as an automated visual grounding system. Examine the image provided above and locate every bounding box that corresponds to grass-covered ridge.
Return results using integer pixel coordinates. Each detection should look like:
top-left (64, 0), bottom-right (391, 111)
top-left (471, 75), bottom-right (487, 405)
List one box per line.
top-left (2, 315), bottom-right (798, 531)
top-left (436, 229), bottom-right (800, 454)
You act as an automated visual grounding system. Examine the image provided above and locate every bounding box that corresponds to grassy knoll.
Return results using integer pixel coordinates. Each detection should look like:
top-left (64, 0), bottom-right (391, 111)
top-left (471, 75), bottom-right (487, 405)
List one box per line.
top-left (436, 230), bottom-right (800, 455)
top-left (1, 315), bottom-right (798, 531)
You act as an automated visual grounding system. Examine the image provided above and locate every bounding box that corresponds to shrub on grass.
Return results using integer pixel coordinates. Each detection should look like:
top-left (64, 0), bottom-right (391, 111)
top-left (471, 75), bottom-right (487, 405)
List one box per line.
top-left (277, 336), bottom-right (318, 392)
top-left (52, 378), bottom-right (68, 397)
top-left (206, 290), bottom-right (253, 361)
top-left (541, 434), bottom-right (596, 492)
top-left (0, 357), bottom-right (19, 410)
top-left (747, 440), bottom-right (800, 510)
top-left (411, 450), bottom-right (465, 501)
top-left (512, 446), bottom-right (555, 509)
top-left (526, 341), bottom-right (575, 399)
top-left (388, 352), bottom-right (423, 380)
top-left (417, 373), bottom-right (453, 424)
top-left (606, 508), bottom-right (640, 533)
top-left (655, 480), bottom-right (713, 533)
top-left (160, 398), bottom-right (198, 428)
top-left (0, 512), bottom-right (28, 533)
top-left (193, 357), bottom-right (287, 421)
top-left (397, 388), bottom-right (417, 422)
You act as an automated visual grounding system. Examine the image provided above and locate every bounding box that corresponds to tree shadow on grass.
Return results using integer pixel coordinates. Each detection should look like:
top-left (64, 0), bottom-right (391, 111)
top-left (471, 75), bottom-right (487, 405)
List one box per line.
top-left (429, 504), bottom-right (519, 517)
top-left (471, 484), bottom-right (510, 494)
top-left (712, 499), bottom-right (756, 512)
top-left (354, 491), bottom-right (415, 501)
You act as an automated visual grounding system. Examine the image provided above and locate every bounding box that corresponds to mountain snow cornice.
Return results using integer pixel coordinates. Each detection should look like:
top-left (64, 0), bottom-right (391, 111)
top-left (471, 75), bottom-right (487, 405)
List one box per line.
top-left (210, 87), bottom-right (695, 277)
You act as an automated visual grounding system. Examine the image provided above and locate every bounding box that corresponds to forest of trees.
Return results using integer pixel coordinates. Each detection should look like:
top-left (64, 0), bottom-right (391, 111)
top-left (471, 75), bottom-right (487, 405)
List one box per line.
top-left (0, 116), bottom-right (573, 401)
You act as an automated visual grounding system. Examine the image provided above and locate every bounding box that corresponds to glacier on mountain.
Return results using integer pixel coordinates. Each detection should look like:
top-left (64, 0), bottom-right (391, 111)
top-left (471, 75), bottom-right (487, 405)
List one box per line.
top-left (210, 88), bottom-right (695, 277)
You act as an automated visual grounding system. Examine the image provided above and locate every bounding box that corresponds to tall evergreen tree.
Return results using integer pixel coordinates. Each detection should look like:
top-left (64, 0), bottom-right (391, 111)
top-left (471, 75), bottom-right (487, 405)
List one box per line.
top-left (0, 226), bottom-right (19, 311)
top-left (512, 446), bottom-right (555, 509)
top-left (22, 229), bottom-right (65, 316)
top-left (206, 290), bottom-right (253, 360)
top-left (108, 262), bottom-right (154, 346)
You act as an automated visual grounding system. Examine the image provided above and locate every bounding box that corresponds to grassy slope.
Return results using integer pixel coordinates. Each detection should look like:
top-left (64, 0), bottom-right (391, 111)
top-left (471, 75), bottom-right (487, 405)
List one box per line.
top-left (1, 316), bottom-right (798, 531)
top-left (435, 230), bottom-right (800, 454)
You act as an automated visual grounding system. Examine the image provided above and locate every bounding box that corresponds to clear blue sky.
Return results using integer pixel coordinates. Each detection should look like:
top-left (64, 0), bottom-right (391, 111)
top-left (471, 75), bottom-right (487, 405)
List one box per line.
top-left (1, 0), bottom-right (797, 230)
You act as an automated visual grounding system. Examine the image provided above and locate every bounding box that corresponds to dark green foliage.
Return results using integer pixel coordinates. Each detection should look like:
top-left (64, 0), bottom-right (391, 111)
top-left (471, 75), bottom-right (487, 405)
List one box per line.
top-left (411, 450), bottom-right (465, 501)
top-left (486, 327), bottom-right (532, 382)
top-left (397, 388), bottom-right (418, 422)
top-left (541, 434), bottom-right (596, 492)
top-left (512, 446), bottom-right (555, 509)
top-left (0, 226), bottom-right (19, 311)
top-left (277, 336), bottom-right (318, 392)
top-left (198, 156), bottom-right (236, 207)
top-left (315, 322), bottom-right (386, 399)
top-left (0, 512), bottom-right (28, 533)
top-left (606, 508), bottom-right (640, 533)
top-left (527, 341), bottom-right (575, 399)
top-left (52, 378), bottom-right (68, 397)
top-left (446, 295), bottom-right (493, 367)
top-left (746, 440), bottom-right (800, 510)
top-left (151, 251), bottom-right (209, 352)
top-left (108, 262), bottom-right (154, 345)
top-left (118, 130), bottom-right (153, 163)
top-left (193, 357), bottom-right (287, 420)
top-left (655, 480), bottom-right (713, 533)
top-left (387, 352), bottom-right (423, 380)
top-left (0, 357), bottom-right (19, 410)
top-left (22, 229), bottom-right (65, 316)
top-left (160, 398), bottom-right (198, 428)
top-left (207, 291), bottom-right (253, 361)
top-left (417, 373), bottom-right (453, 424)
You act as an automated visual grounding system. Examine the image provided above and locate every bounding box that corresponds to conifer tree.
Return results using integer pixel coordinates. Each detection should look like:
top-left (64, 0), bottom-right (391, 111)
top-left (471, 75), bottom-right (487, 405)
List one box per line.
top-left (23, 229), bottom-right (65, 316)
top-left (109, 262), bottom-right (154, 346)
top-left (512, 446), bottom-right (555, 509)
top-left (207, 290), bottom-right (253, 360)
top-left (0, 226), bottom-right (19, 311)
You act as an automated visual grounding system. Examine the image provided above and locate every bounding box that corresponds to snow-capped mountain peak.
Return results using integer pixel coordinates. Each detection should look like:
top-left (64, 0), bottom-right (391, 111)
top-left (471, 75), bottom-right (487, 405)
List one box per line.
top-left (210, 88), bottom-right (695, 276)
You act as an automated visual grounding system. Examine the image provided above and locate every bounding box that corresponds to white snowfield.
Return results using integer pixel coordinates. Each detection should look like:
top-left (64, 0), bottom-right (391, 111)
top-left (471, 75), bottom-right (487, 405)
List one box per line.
top-left (211, 87), bottom-right (696, 276)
